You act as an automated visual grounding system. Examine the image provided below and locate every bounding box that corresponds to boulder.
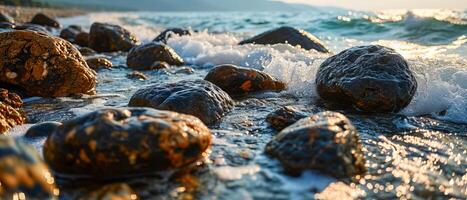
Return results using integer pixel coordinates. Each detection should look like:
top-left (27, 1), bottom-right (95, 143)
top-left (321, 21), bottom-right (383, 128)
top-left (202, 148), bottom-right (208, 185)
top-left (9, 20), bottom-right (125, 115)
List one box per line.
top-left (129, 80), bottom-right (234, 125)
top-left (43, 107), bottom-right (212, 179)
top-left (0, 13), bottom-right (14, 23)
top-left (205, 64), bottom-right (286, 97)
top-left (265, 112), bottom-right (366, 178)
top-left (0, 31), bottom-right (96, 97)
top-left (127, 42), bottom-right (184, 70)
top-left (75, 32), bottom-right (89, 47)
top-left (0, 89), bottom-right (24, 133)
top-left (85, 57), bottom-right (113, 71)
top-left (316, 45), bottom-right (417, 112)
top-left (89, 22), bottom-right (139, 52)
top-left (0, 136), bottom-right (57, 198)
top-left (153, 28), bottom-right (192, 43)
top-left (239, 26), bottom-right (329, 53)
top-left (60, 25), bottom-right (82, 42)
top-left (25, 121), bottom-right (62, 138)
top-left (266, 106), bottom-right (308, 131)
top-left (30, 13), bottom-right (60, 28)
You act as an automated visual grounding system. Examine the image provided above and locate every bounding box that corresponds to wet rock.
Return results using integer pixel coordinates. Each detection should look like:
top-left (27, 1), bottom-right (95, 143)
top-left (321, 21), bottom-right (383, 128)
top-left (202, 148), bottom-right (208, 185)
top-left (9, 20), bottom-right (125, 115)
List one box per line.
top-left (0, 13), bottom-right (14, 23)
top-left (25, 121), bottom-right (62, 138)
top-left (79, 47), bottom-right (96, 56)
top-left (0, 31), bottom-right (97, 97)
top-left (265, 112), bottom-right (365, 178)
top-left (43, 107), bottom-right (212, 178)
top-left (30, 13), bottom-right (60, 28)
top-left (0, 22), bottom-right (15, 29)
top-left (86, 57), bottom-right (113, 71)
top-left (75, 32), bottom-right (89, 47)
top-left (204, 64), bottom-right (286, 97)
top-left (127, 42), bottom-right (184, 70)
top-left (174, 66), bottom-right (195, 74)
top-left (80, 183), bottom-right (138, 200)
top-left (0, 89), bottom-right (24, 133)
top-left (127, 71), bottom-right (148, 80)
top-left (153, 28), bottom-right (192, 43)
top-left (0, 136), bottom-right (57, 198)
top-left (60, 25), bottom-right (82, 42)
top-left (316, 45), bottom-right (417, 112)
top-left (89, 22), bottom-right (139, 52)
top-left (15, 23), bottom-right (49, 34)
top-left (129, 80), bottom-right (234, 125)
top-left (266, 106), bottom-right (308, 131)
top-left (239, 26), bottom-right (330, 53)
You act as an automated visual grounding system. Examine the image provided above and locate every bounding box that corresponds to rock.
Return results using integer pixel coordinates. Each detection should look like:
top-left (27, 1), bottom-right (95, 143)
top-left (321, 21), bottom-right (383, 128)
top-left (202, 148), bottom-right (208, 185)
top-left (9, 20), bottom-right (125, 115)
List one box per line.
top-left (0, 13), bottom-right (14, 23)
top-left (265, 112), bottom-right (366, 178)
top-left (315, 45), bottom-right (417, 112)
top-left (239, 26), bottom-right (330, 53)
top-left (174, 66), bottom-right (195, 74)
top-left (79, 47), bottom-right (96, 56)
top-left (75, 32), bottom-right (89, 47)
top-left (80, 183), bottom-right (138, 200)
top-left (0, 136), bottom-right (57, 198)
top-left (15, 23), bottom-right (49, 34)
top-left (43, 107), bottom-right (212, 178)
top-left (0, 89), bottom-right (25, 133)
top-left (129, 80), bottom-right (234, 125)
top-left (86, 57), bottom-right (113, 71)
top-left (0, 22), bottom-right (15, 29)
top-left (60, 25), bottom-right (82, 42)
top-left (266, 106), bottom-right (308, 131)
top-left (127, 71), bottom-right (148, 80)
top-left (30, 13), bottom-right (60, 28)
top-left (25, 121), bottom-right (62, 138)
top-left (0, 31), bottom-right (97, 97)
top-left (127, 42), bottom-right (184, 70)
top-left (89, 22), bottom-right (139, 52)
top-left (153, 28), bottom-right (192, 43)
top-left (204, 64), bottom-right (286, 97)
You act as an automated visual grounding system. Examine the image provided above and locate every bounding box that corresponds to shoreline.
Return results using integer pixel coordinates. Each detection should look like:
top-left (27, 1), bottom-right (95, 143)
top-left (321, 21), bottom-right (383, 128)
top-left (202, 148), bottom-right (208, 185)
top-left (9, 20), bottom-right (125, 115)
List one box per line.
top-left (0, 5), bottom-right (86, 23)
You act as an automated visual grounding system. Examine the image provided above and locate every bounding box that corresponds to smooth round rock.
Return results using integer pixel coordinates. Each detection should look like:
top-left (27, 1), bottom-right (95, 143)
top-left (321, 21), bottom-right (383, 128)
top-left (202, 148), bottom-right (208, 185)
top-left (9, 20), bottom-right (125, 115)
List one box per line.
top-left (153, 28), bottom-right (192, 43)
top-left (30, 13), bottom-right (60, 28)
top-left (75, 32), bottom-right (89, 47)
top-left (43, 107), bottom-right (212, 179)
top-left (0, 89), bottom-right (24, 134)
top-left (266, 106), bottom-right (308, 131)
top-left (239, 26), bottom-right (330, 53)
top-left (86, 57), bottom-right (113, 71)
top-left (60, 25), bottom-right (82, 42)
top-left (0, 31), bottom-right (97, 97)
top-left (0, 136), bottom-right (57, 198)
top-left (129, 80), bottom-right (234, 125)
top-left (127, 42), bottom-right (184, 70)
top-left (89, 22), bottom-right (139, 52)
top-left (0, 13), bottom-right (14, 23)
top-left (316, 45), bottom-right (417, 112)
top-left (25, 121), bottom-right (62, 138)
top-left (205, 64), bottom-right (286, 97)
top-left (265, 112), bottom-right (366, 178)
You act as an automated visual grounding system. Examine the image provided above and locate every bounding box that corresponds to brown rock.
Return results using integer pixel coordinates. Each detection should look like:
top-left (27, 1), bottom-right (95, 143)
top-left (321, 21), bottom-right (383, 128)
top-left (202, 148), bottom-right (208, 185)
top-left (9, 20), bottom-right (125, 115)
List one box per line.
top-left (75, 32), bottom-right (89, 47)
top-left (80, 183), bottom-right (138, 200)
top-left (0, 89), bottom-right (24, 134)
top-left (127, 71), bottom-right (148, 80)
top-left (127, 42), bottom-right (184, 70)
top-left (86, 57), bottom-right (113, 71)
top-left (30, 13), bottom-right (60, 28)
top-left (266, 106), bottom-right (308, 131)
top-left (89, 22), bottom-right (139, 52)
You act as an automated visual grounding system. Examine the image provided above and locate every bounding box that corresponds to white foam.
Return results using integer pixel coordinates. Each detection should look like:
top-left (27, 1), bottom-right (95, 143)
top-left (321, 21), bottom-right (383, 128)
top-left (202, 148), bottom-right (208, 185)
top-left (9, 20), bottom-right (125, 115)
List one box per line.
top-left (213, 165), bottom-right (261, 181)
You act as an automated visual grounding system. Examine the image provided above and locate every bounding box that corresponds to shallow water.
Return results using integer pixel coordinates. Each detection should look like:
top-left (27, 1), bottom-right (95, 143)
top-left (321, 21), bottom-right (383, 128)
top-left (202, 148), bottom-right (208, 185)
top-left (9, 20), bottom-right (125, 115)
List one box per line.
top-left (10, 9), bottom-right (467, 199)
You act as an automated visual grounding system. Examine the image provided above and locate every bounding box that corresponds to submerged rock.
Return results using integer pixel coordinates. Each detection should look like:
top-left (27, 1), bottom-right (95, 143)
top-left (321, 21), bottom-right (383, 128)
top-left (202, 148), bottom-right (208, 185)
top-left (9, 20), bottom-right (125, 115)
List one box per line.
top-left (127, 71), bottom-right (148, 80)
top-left (0, 89), bottom-right (24, 133)
top-left (205, 64), bottom-right (286, 97)
top-left (60, 25), bottom-right (82, 42)
top-left (129, 80), bottom-right (234, 125)
top-left (75, 32), bottom-right (89, 47)
top-left (86, 57), bottom-right (113, 71)
top-left (266, 106), bottom-right (308, 131)
top-left (316, 45), bottom-right (417, 112)
top-left (153, 28), bottom-right (192, 43)
top-left (80, 183), bottom-right (138, 200)
top-left (127, 42), bottom-right (184, 70)
top-left (239, 26), bottom-right (330, 53)
top-left (30, 13), bottom-right (60, 28)
top-left (265, 112), bottom-right (365, 178)
top-left (0, 31), bottom-right (97, 97)
top-left (0, 13), bottom-right (14, 23)
top-left (25, 121), bottom-right (62, 138)
top-left (89, 22), bottom-right (139, 52)
top-left (43, 107), bottom-right (212, 178)
top-left (0, 136), bottom-right (57, 198)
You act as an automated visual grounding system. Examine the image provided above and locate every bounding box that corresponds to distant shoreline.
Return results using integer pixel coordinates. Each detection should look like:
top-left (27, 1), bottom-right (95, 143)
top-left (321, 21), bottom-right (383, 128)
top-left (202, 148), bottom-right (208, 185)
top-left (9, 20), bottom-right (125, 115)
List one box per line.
top-left (0, 5), bottom-right (86, 23)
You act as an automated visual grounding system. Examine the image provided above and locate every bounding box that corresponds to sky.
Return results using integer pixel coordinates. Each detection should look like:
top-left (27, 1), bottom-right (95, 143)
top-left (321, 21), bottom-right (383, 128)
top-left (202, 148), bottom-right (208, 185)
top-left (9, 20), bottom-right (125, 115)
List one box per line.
top-left (281, 0), bottom-right (467, 10)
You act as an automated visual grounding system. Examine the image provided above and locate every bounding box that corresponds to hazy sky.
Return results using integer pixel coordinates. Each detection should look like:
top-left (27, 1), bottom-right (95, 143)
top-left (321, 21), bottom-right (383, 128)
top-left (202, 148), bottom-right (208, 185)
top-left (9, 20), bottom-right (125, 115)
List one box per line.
top-left (281, 0), bottom-right (467, 10)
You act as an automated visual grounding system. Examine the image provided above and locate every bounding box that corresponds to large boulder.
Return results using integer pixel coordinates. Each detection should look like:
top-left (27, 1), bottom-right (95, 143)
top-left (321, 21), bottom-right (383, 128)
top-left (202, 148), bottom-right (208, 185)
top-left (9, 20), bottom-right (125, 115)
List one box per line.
top-left (153, 28), bottom-right (192, 43)
top-left (0, 89), bottom-right (25, 133)
top-left (0, 31), bottom-right (96, 97)
top-left (0, 136), bottom-right (57, 198)
top-left (89, 22), bottom-right (139, 52)
top-left (30, 13), bottom-right (60, 28)
top-left (205, 64), bottom-right (286, 97)
top-left (129, 80), bottom-right (234, 125)
top-left (0, 13), bottom-right (14, 23)
top-left (265, 112), bottom-right (366, 178)
top-left (316, 45), bottom-right (417, 112)
top-left (43, 107), bottom-right (212, 179)
top-left (239, 26), bottom-right (329, 53)
top-left (127, 42), bottom-right (184, 70)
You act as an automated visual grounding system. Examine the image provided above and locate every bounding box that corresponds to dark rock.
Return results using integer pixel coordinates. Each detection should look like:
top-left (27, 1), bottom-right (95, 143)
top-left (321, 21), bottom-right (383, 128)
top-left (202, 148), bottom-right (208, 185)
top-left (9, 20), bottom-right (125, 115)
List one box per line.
top-left (79, 47), bottom-right (96, 56)
top-left (85, 57), bottom-right (113, 71)
top-left (80, 183), bottom-right (138, 200)
top-left (30, 13), bottom-right (60, 28)
top-left (266, 106), bottom-right (308, 131)
top-left (239, 26), bottom-right (330, 53)
top-left (316, 45), bottom-right (417, 112)
top-left (0, 136), bottom-right (57, 198)
top-left (0, 89), bottom-right (24, 133)
top-left (75, 32), bottom-right (89, 47)
top-left (127, 71), bottom-right (148, 80)
top-left (205, 64), bottom-right (286, 97)
top-left (89, 22), bottom-right (139, 52)
top-left (127, 42), bottom-right (184, 70)
top-left (15, 23), bottom-right (49, 34)
top-left (0, 22), bottom-right (15, 29)
top-left (60, 25), bottom-right (82, 42)
top-left (0, 31), bottom-right (97, 97)
top-left (0, 13), bottom-right (14, 23)
top-left (129, 80), bottom-right (234, 125)
top-left (43, 107), bottom-right (212, 179)
top-left (25, 121), bottom-right (62, 138)
top-left (265, 112), bottom-right (366, 178)
top-left (153, 28), bottom-right (192, 43)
